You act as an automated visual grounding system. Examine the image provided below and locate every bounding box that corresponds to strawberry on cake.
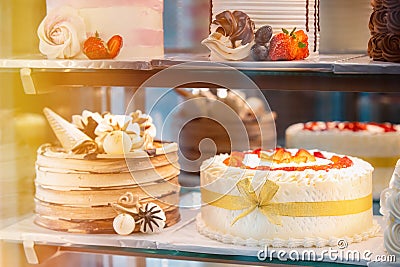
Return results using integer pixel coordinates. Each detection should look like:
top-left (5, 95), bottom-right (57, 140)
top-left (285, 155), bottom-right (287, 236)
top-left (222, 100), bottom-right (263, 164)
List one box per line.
top-left (198, 148), bottom-right (379, 247)
top-left (286, 121), bottom-right (400, 199)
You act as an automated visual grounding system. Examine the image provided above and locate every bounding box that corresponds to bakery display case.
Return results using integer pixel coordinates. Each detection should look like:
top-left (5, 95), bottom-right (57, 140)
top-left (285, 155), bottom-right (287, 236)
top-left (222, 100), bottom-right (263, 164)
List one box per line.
top-left (1, 0), bottom-right (400, 266)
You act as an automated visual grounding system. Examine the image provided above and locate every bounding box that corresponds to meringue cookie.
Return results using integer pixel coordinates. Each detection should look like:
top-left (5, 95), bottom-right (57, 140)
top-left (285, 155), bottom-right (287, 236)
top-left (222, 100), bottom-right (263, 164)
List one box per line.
top-left (113, 213), bottom-right (136, 236)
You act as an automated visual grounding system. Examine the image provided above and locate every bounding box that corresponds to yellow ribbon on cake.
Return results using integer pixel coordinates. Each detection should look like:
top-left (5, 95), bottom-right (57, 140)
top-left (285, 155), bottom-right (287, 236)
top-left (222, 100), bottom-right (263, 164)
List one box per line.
top-left (201, 178), bottom-right (372, 226)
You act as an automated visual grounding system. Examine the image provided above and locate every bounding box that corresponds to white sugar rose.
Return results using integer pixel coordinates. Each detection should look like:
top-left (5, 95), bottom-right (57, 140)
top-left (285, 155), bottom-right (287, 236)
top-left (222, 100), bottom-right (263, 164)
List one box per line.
top-left (37, 6), bottom-right (86, 59)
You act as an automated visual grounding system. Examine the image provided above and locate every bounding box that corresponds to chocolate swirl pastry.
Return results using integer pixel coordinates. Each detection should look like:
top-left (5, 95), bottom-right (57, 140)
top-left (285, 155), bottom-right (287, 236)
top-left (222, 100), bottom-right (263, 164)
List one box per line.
top-left (370, 10), bottom-right (389, 33)
top-left (368, 33), bottom-right (386, 60)
top-left (213, 11), bottom-right (255, 48)
top-left (383, 0), bottom-right (400, 9)
top-left (371, 0), bottom-right (385, 10)
top-left (387, 9), bottom-right (400, 33)
top-left (382, 33), bottom-right (400, 62)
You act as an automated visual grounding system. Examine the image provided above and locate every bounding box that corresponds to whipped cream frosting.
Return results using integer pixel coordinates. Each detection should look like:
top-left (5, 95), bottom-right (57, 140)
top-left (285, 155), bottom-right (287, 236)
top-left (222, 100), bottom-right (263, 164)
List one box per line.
top-left (202, 10), bottom-right (255, 61)
top-left (202, 150), bottom-right (372, 188)
top-left (37, 6), bottom-right (87, 59)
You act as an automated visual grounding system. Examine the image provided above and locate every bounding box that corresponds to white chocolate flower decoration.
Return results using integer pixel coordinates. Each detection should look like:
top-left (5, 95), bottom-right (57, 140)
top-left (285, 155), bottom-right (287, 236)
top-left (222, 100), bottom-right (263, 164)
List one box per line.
top-left (72, 110), bottom-right (103, 139)
top-left (130, 110), bottom-right (157, 138)
top-left (37, 6), bottom-right (86, 59)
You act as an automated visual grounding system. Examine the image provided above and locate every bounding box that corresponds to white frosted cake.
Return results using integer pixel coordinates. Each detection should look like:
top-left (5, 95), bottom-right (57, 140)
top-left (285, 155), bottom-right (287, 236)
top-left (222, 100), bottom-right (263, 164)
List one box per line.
top-left (38, 0), bottom-right (163, 59)
top-left (198, 148), bottom-right (379, 247)
top-left (286, 122), bottom-right (400, 199)
top-left (210, 0), bottom-right (320, 53)
top-left (35, 108), bottom-right (180, 234)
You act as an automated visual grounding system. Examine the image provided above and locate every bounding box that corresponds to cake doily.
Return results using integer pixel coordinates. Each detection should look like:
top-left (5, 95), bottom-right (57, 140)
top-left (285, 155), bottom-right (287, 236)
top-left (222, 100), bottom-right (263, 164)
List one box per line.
top-left (196, 213), bottom-right (381, 248)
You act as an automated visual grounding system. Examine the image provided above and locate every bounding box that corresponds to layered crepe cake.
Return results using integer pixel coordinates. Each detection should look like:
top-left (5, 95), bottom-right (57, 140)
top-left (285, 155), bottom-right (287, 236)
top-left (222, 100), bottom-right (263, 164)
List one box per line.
top-left (286, 121), bottom-right (400, 199)
top-left (198, 148), bottom-right (379, 247)
top-left (35, 108), bottom-right (180, 234)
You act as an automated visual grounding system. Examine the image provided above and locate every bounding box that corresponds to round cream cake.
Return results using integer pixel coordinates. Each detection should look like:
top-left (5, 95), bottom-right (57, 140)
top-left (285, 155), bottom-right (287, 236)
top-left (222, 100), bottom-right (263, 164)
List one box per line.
top-left (198, 148), bottom-right (379, 247)
top-left (35, 108), bottom-right (181, 234)
top-left (286, 122), bottom-right (400, 199)
top-left (35, 142), bottom-right (180, 233)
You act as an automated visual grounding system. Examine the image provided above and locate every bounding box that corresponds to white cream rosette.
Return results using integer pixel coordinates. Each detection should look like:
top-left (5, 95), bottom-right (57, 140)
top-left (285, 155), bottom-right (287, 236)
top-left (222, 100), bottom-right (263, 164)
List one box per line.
top-left (201, 32), bottom-right (254, 61)
top-left (384, 222), bottom-right (400, 259)
top-left (381, 160), bottom-right (400, 218)
top-left (37, 6), bottom-right (86, 59)
top-left (381, 159), bottom-right (400, 258)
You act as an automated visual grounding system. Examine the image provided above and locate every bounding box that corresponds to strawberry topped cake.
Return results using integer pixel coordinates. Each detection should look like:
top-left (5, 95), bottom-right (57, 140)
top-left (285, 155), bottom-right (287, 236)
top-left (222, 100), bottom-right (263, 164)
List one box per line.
top-left (286, 122), bottom-right (400, 199)
top-left (197, 148), bottom-right (379, 247)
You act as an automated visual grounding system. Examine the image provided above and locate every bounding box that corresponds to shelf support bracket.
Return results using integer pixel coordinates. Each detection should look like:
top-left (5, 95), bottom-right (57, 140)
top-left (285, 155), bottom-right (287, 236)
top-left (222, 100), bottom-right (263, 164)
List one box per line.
top-left (20, 68), bottom-right (37, 95)
top-left (23, 240), bottom-right (39, 264)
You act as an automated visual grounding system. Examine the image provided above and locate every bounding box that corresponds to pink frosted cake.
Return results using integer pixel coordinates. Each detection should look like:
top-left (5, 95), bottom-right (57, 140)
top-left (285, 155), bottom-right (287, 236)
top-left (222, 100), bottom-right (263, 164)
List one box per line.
top-left (38, 0), bottom-right (163, 59)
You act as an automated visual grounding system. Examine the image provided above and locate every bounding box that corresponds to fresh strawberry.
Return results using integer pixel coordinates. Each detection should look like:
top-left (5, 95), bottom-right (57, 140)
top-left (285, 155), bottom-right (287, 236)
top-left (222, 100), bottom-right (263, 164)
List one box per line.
top-left (107, 35), bottom-right (123, 59)
top-left (83, 32), bottom-right (109, 59)
top-left (268, 31), bottom-right (295, 61)
top-left (269, 28), bottom-right (309, 61)
top-left (83, 32), bottom-right (123, 59)
top-left (313, 151), bottom-right (326, 159)
top-left (292, 30), bottom-right (309, 60)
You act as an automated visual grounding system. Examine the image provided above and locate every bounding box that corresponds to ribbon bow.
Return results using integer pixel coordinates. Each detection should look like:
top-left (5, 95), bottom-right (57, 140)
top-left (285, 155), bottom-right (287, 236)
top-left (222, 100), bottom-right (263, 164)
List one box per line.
top-left (232, 178), bottom-right (282, 226)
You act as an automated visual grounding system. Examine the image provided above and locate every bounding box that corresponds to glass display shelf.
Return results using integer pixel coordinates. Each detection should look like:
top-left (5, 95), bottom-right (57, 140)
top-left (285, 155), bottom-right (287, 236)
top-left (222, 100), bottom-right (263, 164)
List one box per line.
top-left (0, 190), bottom-right (388, 267)
top-left (0, 54), bottom-right (399, 94)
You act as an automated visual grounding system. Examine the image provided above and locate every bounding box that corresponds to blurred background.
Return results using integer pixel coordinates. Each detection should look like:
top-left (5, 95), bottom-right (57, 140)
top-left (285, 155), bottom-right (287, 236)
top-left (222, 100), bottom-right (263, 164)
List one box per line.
top-left (0, 0), bottom-right (399, 266)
